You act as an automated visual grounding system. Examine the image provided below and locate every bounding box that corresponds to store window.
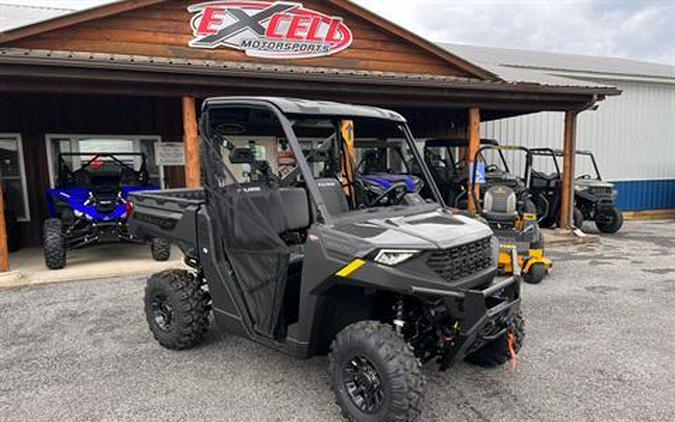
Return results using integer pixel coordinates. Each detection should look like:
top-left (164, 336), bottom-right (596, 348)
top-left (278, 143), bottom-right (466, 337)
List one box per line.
top-left (0, 134), bottom-right (30, 221)
top-left (46, 135), bottom-right (164, 188)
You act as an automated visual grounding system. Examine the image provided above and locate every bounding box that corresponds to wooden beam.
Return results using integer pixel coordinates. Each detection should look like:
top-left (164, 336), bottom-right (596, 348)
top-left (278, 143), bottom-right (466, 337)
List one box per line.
top-left (467, 107), bottom-right (481, 213)
top-left (559, 110), bottom-right (578, 229)
top-left (182, 96), bottom-right (200, 188)
top-left (0, 183), bottom-right (9, 272)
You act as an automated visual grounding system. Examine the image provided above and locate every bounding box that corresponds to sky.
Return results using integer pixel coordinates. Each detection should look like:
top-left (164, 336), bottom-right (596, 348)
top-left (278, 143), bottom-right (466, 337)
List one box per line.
top-left (2, 0), bottom-right (673, 65)
top-left (352, 0), bottom-right (674, 65)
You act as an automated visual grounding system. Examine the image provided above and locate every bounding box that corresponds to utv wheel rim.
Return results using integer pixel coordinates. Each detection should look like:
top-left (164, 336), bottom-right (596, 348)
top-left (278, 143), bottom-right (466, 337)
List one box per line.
top-left (343, 356), bottom-right (385, 414)
top-left (151, 294), bottom-right (174, 332)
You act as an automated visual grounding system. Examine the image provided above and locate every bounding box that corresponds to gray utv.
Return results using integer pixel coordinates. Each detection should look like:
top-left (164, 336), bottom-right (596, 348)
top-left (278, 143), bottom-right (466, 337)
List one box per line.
top-left (128, 97), bottom-right (524, 422)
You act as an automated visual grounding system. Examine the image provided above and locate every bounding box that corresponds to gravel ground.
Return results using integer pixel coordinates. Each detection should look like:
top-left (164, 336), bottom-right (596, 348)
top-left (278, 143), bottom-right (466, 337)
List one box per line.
top-left (1, 220), bottom-right (675, 422)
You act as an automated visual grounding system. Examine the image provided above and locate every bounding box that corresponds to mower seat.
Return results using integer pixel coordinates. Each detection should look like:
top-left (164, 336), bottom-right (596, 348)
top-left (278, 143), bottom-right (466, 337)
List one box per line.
top-left (482, 186), bottom-right (518, 223)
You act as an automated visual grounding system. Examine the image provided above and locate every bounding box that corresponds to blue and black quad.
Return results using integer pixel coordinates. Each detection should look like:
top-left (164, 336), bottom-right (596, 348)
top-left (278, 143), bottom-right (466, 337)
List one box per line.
top-left (43, 153), bottom-right (170, 269)
top-left (354, 141), bottom-right (426, 207)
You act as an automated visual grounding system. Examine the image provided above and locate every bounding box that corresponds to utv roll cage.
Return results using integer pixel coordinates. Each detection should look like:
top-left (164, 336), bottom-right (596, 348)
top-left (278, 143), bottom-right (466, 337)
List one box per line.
top-left (469, 144), bottom-right (535, 210)
top-left (201, 97), bottom-right (447, 224)
top-left (424, 138), bottom-right (506, 176)
top-left (529, 148), bottom-right (604, 181)
top-left (56, 152), bottom-right (151, 188)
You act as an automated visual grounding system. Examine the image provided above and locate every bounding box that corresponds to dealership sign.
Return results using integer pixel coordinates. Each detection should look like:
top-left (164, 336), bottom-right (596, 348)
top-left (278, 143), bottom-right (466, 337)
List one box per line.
top-left (188, 1), bottom-right (353, 59)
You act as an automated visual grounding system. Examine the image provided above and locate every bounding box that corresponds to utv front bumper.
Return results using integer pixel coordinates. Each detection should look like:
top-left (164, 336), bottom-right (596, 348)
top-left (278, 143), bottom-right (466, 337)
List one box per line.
top-left (410, 275), bottom-right (521, 370)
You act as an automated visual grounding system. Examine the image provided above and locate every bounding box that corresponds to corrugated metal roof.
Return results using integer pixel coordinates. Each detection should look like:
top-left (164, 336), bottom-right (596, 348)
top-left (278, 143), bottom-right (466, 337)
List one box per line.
top-left (0, 47), bottom-right (621, 95)
top-left (440, 43), bottom-right (675, 82)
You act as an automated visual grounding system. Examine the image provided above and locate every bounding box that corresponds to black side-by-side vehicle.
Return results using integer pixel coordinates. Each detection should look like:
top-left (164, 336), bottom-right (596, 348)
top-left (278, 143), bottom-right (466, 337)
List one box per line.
top-left (128, 97), bottom-right (524, 421)
top-left (530, 148), bottom-right (623, 233)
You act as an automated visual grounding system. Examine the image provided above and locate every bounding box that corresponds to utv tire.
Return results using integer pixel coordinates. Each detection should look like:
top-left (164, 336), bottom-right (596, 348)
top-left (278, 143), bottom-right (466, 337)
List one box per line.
top-left (151, 238), bottom-right (171, 262)
top-left (43, 218), bottom-right (66, 270)
top-left (573, 208), bottom-right (584, 229)
top-left (595, 208), bottom-right (623, 234)
top-left (465, 309), bottom-right (525, 368)
top-left (329, 321), bottom-right (425, 422)
top-left (144, 270), bottom-right (211, 350)
top-left (523, 263), bottom-right (547, 285)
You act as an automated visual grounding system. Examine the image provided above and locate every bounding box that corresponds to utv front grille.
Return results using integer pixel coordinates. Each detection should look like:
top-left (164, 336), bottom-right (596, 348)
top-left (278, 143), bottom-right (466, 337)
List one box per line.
top-left (427, 237), bottom-right (493, 282)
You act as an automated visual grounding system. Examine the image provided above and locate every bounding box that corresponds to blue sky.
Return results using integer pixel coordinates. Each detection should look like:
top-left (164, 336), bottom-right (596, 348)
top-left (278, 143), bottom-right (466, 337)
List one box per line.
top-left (3, 0), bottom-right (673, 65)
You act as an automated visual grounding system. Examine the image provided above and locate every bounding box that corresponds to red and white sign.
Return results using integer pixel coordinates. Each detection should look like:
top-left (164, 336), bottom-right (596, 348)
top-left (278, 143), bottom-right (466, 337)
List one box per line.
top-left (188, 1), bottom-right (353, 59)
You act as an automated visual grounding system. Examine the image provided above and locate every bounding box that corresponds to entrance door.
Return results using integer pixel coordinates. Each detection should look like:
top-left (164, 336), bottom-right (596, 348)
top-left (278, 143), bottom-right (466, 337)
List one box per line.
top-left (46, 135), bottom-right (164, 188)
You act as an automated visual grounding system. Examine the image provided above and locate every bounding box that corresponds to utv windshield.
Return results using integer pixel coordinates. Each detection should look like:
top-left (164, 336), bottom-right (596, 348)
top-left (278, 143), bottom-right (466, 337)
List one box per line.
top-left (288, 117), bottom-right (441, 218)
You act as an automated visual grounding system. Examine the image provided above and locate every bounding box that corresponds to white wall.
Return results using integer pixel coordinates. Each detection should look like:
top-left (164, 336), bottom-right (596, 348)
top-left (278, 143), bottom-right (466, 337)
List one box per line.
top-left (481, 79), bottom-right (675, 182)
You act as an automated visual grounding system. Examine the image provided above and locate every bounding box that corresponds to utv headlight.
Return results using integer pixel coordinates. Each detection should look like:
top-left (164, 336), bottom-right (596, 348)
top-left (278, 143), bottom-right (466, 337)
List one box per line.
top-left (575, 185), bottom-right (589, 192)
top-left (373, 249), bottom-right (419, 266)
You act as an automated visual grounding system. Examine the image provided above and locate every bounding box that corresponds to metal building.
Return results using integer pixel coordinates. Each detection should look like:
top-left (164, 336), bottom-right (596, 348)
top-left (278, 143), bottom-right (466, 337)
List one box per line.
top-left (442, 43), bottom-right (675, 212)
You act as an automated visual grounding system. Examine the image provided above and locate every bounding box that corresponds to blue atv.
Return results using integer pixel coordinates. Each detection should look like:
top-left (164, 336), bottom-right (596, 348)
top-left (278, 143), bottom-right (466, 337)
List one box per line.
top-left (43, 153), bottom-right (169, 269)
top-left (356, 147), bottom-right (425, 207)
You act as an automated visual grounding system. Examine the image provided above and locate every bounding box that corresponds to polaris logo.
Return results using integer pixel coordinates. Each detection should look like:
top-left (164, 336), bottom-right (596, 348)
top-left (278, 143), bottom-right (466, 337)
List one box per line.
top-left (188, 1), bottom-right (353, 59)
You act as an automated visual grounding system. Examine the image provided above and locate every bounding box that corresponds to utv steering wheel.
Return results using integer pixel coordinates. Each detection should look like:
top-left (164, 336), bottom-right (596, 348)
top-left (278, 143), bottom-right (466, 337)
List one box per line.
top-left (371, 183), bottom-right (409, 206)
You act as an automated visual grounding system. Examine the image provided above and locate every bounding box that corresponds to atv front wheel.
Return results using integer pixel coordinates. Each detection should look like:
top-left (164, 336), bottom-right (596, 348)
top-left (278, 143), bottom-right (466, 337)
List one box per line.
top-left (595, 208), bottom-right (623, 234)
top-left (144, 270), bottom-right (211, 350)
top-left (465, 309), bottom-right (525, 368)
top-left (43, 218), bottom-right (66, 270)
top-left (329, 321), bottom-right (425, 422)
top-left (151, 238), bottom-right (171, 262)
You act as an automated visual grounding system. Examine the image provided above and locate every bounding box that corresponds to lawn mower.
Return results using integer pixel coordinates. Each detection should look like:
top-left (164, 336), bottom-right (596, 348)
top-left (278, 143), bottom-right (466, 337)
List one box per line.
top-left (469, 144), bottom-right (552, 284)
top-left (422, 138), bottom-right (537, 212)
top-left (530, 148), bottom-right (623, 233)
top-left (43, 152), bottom-right (169, 269)
top-left (129, 97), bottom-right (524, 422)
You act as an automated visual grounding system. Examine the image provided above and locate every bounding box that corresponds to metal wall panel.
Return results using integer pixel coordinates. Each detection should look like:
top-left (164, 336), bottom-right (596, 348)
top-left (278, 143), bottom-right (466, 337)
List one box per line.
top-left (481, 79), bottom-right (675, 210)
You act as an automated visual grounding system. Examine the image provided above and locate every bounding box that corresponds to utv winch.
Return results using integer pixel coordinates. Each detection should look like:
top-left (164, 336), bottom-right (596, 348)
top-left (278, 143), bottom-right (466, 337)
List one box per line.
top-left (530, 148), bottom-right (623, 233)
top-left (43, 152), bottom-right (170, 269)
top-left (128, 97), bottom-right (524, 422)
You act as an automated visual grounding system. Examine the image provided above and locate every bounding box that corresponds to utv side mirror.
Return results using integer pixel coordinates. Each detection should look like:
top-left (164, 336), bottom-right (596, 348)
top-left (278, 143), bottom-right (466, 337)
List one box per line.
top-left (229, 147), bottom-right (255, 164)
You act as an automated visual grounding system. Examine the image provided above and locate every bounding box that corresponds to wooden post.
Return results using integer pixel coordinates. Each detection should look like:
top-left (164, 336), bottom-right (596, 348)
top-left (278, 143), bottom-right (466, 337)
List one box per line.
top-left (0, 183), bottom-right (9, 272)
top-left (182, 96), bottom-right (201, 188)
top-left (559, 110), bottom-right (578, 229)
top-left (467, 108), bottom-right (481, 213)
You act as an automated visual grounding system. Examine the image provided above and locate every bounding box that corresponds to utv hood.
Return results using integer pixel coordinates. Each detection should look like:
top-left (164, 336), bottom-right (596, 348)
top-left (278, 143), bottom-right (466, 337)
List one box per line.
top-left (575, 179), bottom-right (614, 189)
top-left (333, 210), bottom-right (492, 251)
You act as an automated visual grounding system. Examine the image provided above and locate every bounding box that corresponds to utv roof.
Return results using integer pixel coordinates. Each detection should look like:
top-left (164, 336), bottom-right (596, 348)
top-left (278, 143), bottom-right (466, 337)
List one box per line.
top-left (202, 97), bottom-right (406, 122)
top-left (425, 138), bottom-right (499, 148)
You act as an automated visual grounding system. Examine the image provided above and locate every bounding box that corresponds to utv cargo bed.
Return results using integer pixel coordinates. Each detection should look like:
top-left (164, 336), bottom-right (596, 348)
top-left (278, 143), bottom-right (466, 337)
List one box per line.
top-left (128, 188), bottom-right (205, 258)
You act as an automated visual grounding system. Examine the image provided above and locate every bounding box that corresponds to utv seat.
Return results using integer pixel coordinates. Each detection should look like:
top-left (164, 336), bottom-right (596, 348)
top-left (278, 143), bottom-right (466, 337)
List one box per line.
top-left (315, 178), bottom-right (350, 216)
top-left (243, 185), bottom-right (311, 236)
top-left (531, 171), bottom-right (560, 189)
top-left (482, 186), bottom-right (518, 223)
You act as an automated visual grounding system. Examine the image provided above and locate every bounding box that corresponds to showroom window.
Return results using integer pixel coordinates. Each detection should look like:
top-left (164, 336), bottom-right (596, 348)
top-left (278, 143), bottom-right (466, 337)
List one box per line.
top-left (46, 135), bottom-right (164, 188)
top-left (0, 134), bottom-right (30, 221)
